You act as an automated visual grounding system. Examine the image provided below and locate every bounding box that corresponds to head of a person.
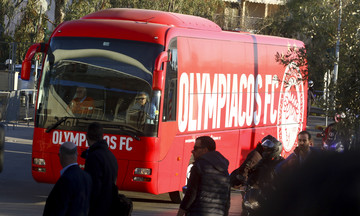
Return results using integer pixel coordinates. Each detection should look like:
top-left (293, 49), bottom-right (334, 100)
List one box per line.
top-left (87, 122), bottom-right (103, 145)
top-left (59, 141), bottom-right (77, 168)
top-left (75, 87), bottom-right (87, 99)
top-left (192, 136), bottom-right (216, 160)
top-left (261, 135), bottom-right (282, 159)
top-left (298, 131), bottom-right (313, 152)
top-left (135, 92), bottom-right (149, 106)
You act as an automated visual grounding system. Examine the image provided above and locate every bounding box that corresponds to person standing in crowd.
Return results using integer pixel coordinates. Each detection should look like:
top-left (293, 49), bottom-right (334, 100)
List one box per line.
top-left (246, 135), bottom-right (284, 194)
top-left (83, 122), bottom-right (118, 216)
top-left (276, 131), bottom-right (320, 174)
top-left (231, 135), bottom-right (278, 188)
top-left (230, 142), bottom-right (263, 188)
top-left (256, 151), bottom-right (360, 216)
top-left (177, 136), bottom-right (230, 216)
top-left (43, 142), bottom-right (92, 216)
top-left (307, 80), bottom-right (315, 117)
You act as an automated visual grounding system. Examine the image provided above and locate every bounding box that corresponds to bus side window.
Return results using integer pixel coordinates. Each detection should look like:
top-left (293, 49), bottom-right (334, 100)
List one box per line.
top-left (163, 39), bottom-right (177, 122)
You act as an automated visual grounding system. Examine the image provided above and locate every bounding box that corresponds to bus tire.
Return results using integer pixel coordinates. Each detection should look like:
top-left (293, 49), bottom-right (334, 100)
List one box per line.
top-left (0, 123), bottom-right (5, 173)
top-left (169, 191), bottom-right (184, 204)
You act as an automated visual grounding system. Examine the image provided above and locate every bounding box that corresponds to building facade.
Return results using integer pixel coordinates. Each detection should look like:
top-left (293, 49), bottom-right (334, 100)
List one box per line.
top-left (224, 0), bottom-right (287, 31)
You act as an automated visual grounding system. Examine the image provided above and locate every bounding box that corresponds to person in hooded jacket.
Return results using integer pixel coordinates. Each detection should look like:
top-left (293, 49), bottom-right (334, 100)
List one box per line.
top-left (83, 122), bottom-right (118, 216)
top-left (246, 135), bottom-right (284, 195)
top-left (177, 136), bottom-right (230, 216)
top-left (230, 136), bottom-right (271, 188)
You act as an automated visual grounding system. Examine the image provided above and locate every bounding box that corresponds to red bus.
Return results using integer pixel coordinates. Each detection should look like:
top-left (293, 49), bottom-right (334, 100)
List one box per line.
top-left (21, 8), bottom-right (307, 202)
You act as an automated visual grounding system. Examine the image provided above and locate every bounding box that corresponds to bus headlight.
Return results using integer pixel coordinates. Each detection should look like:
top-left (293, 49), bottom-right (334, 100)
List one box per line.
top-left (133, 177), bottom-right (151, 182)
top-left (32, 167), bottom-right (46, 172)
top-left (33, 158), bottom-right (46, 166)
top-left (134, 168), bottom-right (151, 175)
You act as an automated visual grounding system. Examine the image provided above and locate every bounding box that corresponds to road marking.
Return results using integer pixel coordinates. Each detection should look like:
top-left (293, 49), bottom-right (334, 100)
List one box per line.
top-left (5, 150), bottom-right (32, 155)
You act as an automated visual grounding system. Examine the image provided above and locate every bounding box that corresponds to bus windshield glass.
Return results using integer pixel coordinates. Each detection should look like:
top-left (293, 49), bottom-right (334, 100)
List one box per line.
top-left (36, 37), bottom-right (163, 137)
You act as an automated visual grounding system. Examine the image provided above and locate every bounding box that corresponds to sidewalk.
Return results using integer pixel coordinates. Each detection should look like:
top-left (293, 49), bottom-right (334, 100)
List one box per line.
top-left (3, 122), bottom-right (34, 143)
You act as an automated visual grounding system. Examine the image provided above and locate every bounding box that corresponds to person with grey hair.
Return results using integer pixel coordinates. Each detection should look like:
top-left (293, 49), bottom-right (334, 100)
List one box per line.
top-left (43, 142), bottom-right (92, 216)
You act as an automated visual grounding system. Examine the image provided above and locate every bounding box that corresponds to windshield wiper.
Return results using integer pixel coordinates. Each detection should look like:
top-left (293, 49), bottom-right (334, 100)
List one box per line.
top-left (101, 124), bottom-right (142, 141)
top-left (45, 116), bottom-right (101, 133)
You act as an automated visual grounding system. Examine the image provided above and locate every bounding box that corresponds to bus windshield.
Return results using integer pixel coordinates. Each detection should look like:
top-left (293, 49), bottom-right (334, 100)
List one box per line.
top-left (36, 37), bottom-right (164, 137)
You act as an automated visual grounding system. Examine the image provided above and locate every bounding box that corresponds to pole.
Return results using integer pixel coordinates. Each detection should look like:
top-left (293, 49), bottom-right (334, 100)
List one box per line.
top-left (333, 0), bottom-right (342, 85)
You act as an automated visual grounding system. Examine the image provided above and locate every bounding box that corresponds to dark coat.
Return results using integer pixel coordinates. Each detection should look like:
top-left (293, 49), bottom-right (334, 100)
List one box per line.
top-left (230, 142), bottom-right (263, 186)
top-left (180, 151), bottom-right (230, 216)
top-left (247, 156), bottom-right (284, 191)
top-left (84, 140), bottom-right (118, 216)
top-left (275, 146), bottom-right (321, 174)
top-left (43, 164), bottom-right (92, 216)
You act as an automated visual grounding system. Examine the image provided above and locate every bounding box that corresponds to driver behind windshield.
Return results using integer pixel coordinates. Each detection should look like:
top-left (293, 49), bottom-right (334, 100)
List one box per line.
top-left (128, 92), bottom-right (156, 119)
top-left (126, 92), bottom-right (156, 128)
top-left (68, 87), bottom-right (94, 116)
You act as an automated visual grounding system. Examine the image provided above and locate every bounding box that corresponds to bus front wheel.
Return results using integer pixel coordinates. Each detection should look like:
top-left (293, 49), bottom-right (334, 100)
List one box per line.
top-left (0, 123), bottom-right (5, 173)
top-left (169, 191), bottom-right (184, 204)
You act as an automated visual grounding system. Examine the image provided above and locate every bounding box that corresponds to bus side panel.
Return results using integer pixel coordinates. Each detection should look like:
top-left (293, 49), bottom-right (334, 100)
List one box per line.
top-left (156, 130), bottom-right (241, 194)
top-left (156, 121), bottom-right (184, 194)
top-left (175, 35), bottom-right (306, 153)
top-left (32, 128), bottom-right (60, 183)
top-left (156, 126), bottom-right (281, 194)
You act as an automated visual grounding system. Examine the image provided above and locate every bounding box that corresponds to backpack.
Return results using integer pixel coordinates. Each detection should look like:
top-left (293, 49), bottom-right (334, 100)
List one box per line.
top-left (111, 185), bottom-right (133, 216)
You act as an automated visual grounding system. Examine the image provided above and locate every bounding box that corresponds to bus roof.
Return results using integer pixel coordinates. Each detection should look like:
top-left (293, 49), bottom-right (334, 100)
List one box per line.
top-left (51, 8), bottom-right (303, 49)
top-left (81, 8), bottom-right (222, 32)
top-left (51, 18), bottom-right (170, 44)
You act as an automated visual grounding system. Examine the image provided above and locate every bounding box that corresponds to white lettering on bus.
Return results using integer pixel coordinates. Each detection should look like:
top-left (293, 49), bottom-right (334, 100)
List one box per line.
top-left (178, 72), bottom-right (280, 132)
top-left (104, 135), bottom-right (116, 150)
top-left (217, 74), bottom-right (226, 129)
top-left (204, 74), bottom-right (218, 130)
top-left (178, 73), bottom-right (189, 132)
top-left (196, 73), bottom-right (207, 130)
top-left (188, 73), bottom-right (196, 131)
top-left (119, 137), bottom-right (133, 151)
top-left (239, 74), bottom-right (246, 127)
top-left (52, 131), bottom-right (133, 151)
top-left (254, 74), bottom-right (262, 126)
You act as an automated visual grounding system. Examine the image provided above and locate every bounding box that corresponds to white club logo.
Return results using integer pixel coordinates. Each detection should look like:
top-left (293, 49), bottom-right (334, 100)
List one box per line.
top-left (277, 62), bottom-right (305, 154)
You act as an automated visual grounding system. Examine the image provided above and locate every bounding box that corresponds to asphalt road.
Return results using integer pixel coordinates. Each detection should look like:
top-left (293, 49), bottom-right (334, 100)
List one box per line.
top-left (0, 123), bottom-right (52, 215)
top-left (0, 122), bottom-right (242, 215)
top-left (0, 115), bottom-right (326, 215)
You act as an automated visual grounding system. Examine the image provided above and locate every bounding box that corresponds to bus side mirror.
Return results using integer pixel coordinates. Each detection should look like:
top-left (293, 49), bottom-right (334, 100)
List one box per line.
top-left (21, 43), bottom-right (48, 80)
top-left (21, 60), bottom-right (32, 80)
top-left (153, 51), bottom-right (169, 91)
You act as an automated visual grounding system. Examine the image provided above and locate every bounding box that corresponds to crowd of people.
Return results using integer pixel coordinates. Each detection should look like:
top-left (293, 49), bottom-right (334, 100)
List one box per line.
top-left (42, 118), bottom-right (359, 215)
top-left (178, 130), bottom-right (360, 216)
top-left (43, 122), bottom-right (123, 216)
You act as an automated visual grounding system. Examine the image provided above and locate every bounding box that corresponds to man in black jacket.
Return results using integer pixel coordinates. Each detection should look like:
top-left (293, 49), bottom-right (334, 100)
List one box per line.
top-left (177, 136), bottom-right (230, 216)
top-left (43, 141), bottom-right (92, 216)
top-left (84, 122), bottom-right (118, 216)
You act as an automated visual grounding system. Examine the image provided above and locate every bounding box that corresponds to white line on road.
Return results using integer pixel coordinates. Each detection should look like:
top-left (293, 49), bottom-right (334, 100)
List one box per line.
top-left (5, 150), bottom-right (32, 155)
